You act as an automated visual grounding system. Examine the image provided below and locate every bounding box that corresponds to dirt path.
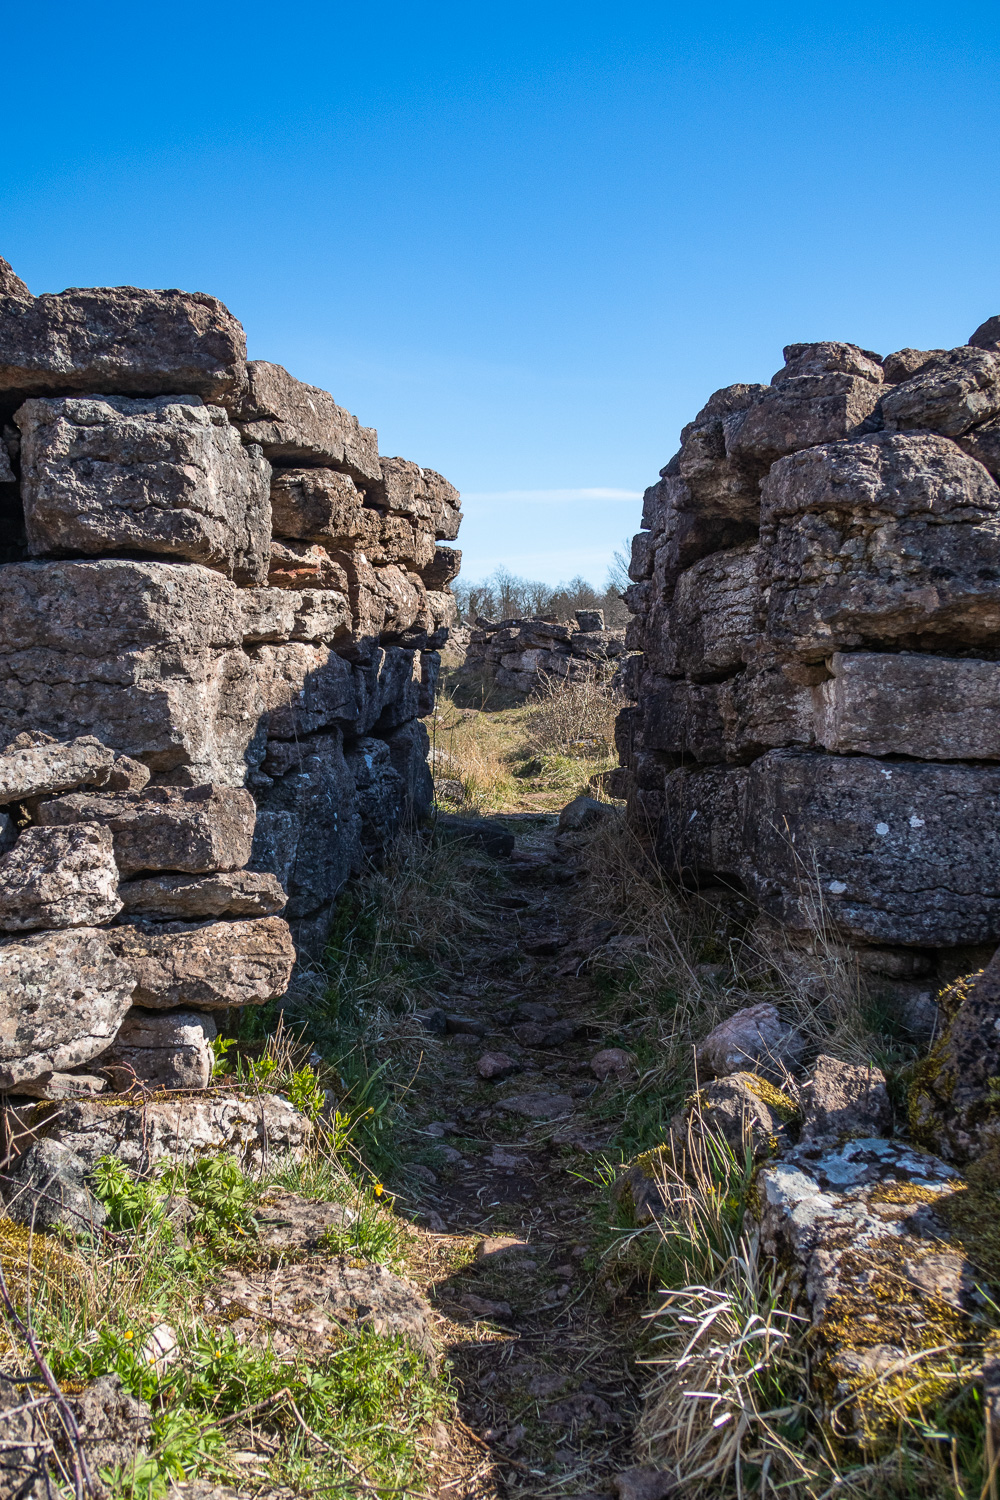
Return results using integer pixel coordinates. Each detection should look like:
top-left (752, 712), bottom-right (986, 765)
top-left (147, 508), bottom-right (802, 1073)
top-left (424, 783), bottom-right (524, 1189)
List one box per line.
top-left (392, 809), bottom-right (649, 1499)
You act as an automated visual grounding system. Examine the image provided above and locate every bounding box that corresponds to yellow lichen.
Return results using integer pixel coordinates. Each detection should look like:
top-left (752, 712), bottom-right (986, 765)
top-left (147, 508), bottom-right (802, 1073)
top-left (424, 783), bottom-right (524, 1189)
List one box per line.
top-left (735, 1072), bottom-right (799, 1123)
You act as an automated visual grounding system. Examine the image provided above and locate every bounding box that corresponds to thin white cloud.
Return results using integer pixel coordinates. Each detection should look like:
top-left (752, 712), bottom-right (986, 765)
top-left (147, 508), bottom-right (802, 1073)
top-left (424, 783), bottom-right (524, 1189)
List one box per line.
top-left (462, 487), bottom-right (642, 503)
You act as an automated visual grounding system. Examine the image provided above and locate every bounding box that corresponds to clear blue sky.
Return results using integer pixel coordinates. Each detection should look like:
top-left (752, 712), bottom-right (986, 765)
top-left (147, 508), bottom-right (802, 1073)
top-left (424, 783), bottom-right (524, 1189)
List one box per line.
top-left (3, 2), bottom-right (998, 586)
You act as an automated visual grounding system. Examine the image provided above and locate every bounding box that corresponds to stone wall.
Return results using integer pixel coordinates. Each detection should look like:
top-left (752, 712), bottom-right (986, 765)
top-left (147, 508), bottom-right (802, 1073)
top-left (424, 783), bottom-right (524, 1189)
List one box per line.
top-left (619, 319), bottom-right (1000, 982)
top-left (0, 257), bottom-right (460, 1101)
top-left (463, 609), bottom-right (624, 694)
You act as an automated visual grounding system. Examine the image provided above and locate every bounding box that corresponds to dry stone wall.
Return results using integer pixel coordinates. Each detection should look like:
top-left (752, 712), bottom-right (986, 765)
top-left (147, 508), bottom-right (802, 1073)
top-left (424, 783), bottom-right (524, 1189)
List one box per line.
top-left (619, 319), bottom-right (1000, 980)
top-left (0, 256), bottom-right (460, 1102)
top-left (463, 609), bottom-right (625, 694)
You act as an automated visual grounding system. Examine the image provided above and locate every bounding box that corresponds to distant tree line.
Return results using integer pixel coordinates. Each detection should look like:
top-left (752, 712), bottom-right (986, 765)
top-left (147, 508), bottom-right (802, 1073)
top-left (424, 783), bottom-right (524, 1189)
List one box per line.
top-left (453, 547), bottom-right (631, 627)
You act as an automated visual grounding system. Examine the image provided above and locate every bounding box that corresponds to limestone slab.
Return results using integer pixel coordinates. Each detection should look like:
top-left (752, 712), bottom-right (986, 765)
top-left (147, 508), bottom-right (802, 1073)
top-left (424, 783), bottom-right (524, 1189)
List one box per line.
top-left (108, 916), bottom-right (295, 1010)
top-left (0, 824), bottom-right (121, 931)
top-left (814, 651), bottom-right (1000, 759)
top-left (118, 869), bottom-right (286, 920)
top-left (100, 1007), bottom-right (217, 1091)
top-left (234, 361), bottom-right (379, 482)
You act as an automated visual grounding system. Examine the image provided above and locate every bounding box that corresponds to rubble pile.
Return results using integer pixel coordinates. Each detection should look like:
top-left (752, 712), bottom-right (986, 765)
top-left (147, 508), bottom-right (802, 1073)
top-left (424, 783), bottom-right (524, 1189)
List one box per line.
top-left (463, 608), bottom-right (625, 695)
top-left (618, 319), bottom-right (1000, 986)
top-left (0, 257), bottom-right (461, 1104)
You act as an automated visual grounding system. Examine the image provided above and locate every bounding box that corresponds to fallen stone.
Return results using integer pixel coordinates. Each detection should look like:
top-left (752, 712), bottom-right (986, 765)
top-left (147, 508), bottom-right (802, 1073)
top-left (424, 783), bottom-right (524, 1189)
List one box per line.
top-left (497, 1091), bottom-right (574, 1120)
top-left (254, 1187), bottom-right (354, 1257)
top-left (1, 1137), bottom-right (106, 1235)
top-left (610, 1466), bottom-right (676, 1500)
top-left (881, 347), bottom-right (946, 383)
top-left (510, 1001), bottom-right (558, 1024)
top-left (557, 794), bottom-right (617, 832)
top-left (694, 1072), bottom-right (798, 1155)
top-left (63, 1374), bottom-right (153, 1476)
top-left (475, 1236), bottom-right (535, 1264)
top-left (0, 278), bottom-right (247, 405)
top-left (17, 394), bottom-right (271, 585)
top-left (35, 784), bottom-right (257, 878)
top-left (0, 732), bottom-right (114, 803)
top-left (909, 954), bottom-right (1000, 1163)
top-left (590, 1047), bottom-right (636, 1082)
top-left (799, 1054), bottom-right (892, 1142)
top-left (38, 1093), bottom-right (312, 1174)
top-left (118, 869), bottom-right (286, 920)
top-left (460, 1293), bottom-right (513, 1321)
top-left (14, 1071), bottom-right (107, 1100)
top-left (773, 341), bottom-right (883, 386)
top-left (0, 824), bottom-right (121, 930)
top-left (107, 916), bottom-right (295, 1010)
top-left (203, 1258), bottom-right (435, 1365)
top-left (697, 1003), bottom-right (804, 1082)
top-left (0, 927), bottom-right (135, 1088)
top-left (513, 1019), bottom-right (583, 1047)
top-left (444, 1014), bottom-right (485, 1036)
top-left (233, 360), bottom-right (380, 482)
top-left (99, 1008), bottom-right (217, 1091)
top-left (104, 754), bottom-right (152, 792)
top-left (435, 814), bottom-right (515, 857)
top-left (477, 1051), bottom-right (519, 1080)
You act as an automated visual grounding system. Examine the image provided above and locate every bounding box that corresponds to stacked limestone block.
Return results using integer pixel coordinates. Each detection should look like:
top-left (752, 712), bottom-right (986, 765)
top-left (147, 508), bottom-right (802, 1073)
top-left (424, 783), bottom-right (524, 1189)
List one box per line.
top-left (0, 257), bottom-right (460, 1101)
top-left (619, 318), bottom-right (1000, 976)
top-left (463, 609), bottom-right (625, 695)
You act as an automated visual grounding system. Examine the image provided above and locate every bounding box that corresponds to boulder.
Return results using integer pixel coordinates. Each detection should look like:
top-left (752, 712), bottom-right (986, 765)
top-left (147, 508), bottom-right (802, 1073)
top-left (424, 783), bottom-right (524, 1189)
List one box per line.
top-left (956, 413), bottom-right (1000, 480)
top-left (17, 395), bottom-right (271, 584)
top-left (35, 784), bottom-right (256, 878)
top-left (0, 927), bottom-right (135, 1087)
top-left (421, 545), bottom-right (462, 589)
top-left (233, 360), bottom-right (380, 482)
top-left (799, 1054), bottom-right (891, 1142)
top-left (269, 465), bottom-right (369, 545)
top-left (496, 1091), bottom-right (573, 1120)
top-left (1, 1137), bottom-right (106, 1234)
top-left (239, 585), bottom-right (351, 647)
top-left (590, 1047), bottom-right (636, 1082)
top-left (0, 560), bottom-right (256, 784)
top-left (99, 1007), bottom-right (217, 1091)
top-left (477, 1052), bottom-right (519, 1080)
top-left (63, 1375), bottom-right (152, 1478)
top-left (202, 1257), bottom-right (436, 1365)
top-left (0, 732), bottom-right (114, 803)
top-left (37, 1092), bottom-right (312, 1173)
top-left (107, 916), bottom-right (296, 1010)
top-left (254, 1187), bottom-right (354, 1257)
top-left (436, 813), bottom-right (515, 856)
top-left (772, 341), bottom-right (883, 385)
top-left (881, 347), bottom-right (946, 384)
top-left (0, 279), bottom-right (247, 406)
top-left (881, 346), bottom-right (1000, 436)
top-left (557, 794), bottom-right (617, 832)
top-left (726, 373), bottom-right (882, 465)
top-left (760, 432), bottom-right (1000, 658)
top-left (909, 956), bottom-right (1000, 1163)
top-left (118, 869), bottom-right (286, 920)
top-left (696, 1003), bottom-right (804, 1083)
top-left (0, 824), bottom-right (121, 930)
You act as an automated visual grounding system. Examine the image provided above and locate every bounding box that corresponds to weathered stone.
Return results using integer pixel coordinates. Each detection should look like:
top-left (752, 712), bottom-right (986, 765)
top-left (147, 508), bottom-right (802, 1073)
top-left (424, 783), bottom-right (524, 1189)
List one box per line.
top-left (1, 1137), bottom-right (106, 1234)
top-left (497, 1091), bottom-right (573, 1120)
top-left (755, 1137), bottom-right (973, 1446)
top-left (0, 279), bottom-right (247, 406)
top-left (252, 641), bottom-right (358, 739)
top-left (799, 1054), bottom-right (891, 1142)
top-left (354, 645), bottom-right (424, 733)
top-left (35, 784), bottom-right (256, 878)
top-left (0, 731), bottom-right (114, 803)
top-left (267, 539), bottom-right (347, 591)
top-left (697, 1003), bottom-right (804, 1082)
top-left (254, 1187), bottom-right (354, 1256)
top-left (63, 1375), bottom-right (152, 1478)
top-left (652, 541), bottom-right (758, 678)
top-left (557, 794), bottom-right (617, 832)
top-left (17, 395), bottom-right (271, 584)
top-left (250, 747), bottom-right (360, 919)
top-left (477, 1051), bottom-right (519, 1080)
top-left (970, 316), bottom-right (1000, 351)
top-left (365, 510), bottom-right (437, 570)
top-left (233, 361), bottom-right (379, 482)
top-left (881, 348), bottom-right (947, 384)
top-left (813, 651), bottom-right (1000, 759)
top-left (726, 373), bottom-right (882, 465)
top-left (269, 465), bottom-right (369, 545)
top-left (38, 1092), bottom-right (311, 1173)
top-left (104, 754), bottom-right (151, 792)
top-left (344, 737), bottom-right (405, 855)
top-left (0, 824), bottom-right (121, 930)
top-left (421, 545), bottom-right (461, 588)
top-left (107, 916), bottom-right (295, 1010)
top-left (436, 814), bottom-right (515, 856)
top-left (909, 955), bottom-right (1000, 1163)
top-left (0, 927), bottom-right (135, 1087)
top-left (760, 432), bottom-right (1000, 658)
top-left (382, 718), bottom-right (434, 821)
top-left (590, 1047), bottom-right (635, 1082)
top-left (239, 586), bottom-right (351, 647)
top-left (658, 762), bottom-right (749, 881)
top-left (369, 456), bottom-right (461, 539)
top-left (956, 413), bottom-right (1000, 479)
top-left (99, 1007), bottom-right (217, 1091)
top-left (881, 346), bottom-right (1000, 436)
top-left (118, 869), bottom-right (286, 920)
top-left (610, 1465), bottom-right (676, 1500)
top-left (0, 560), bottom-right (256, 784)
top-left (202, 1258), bottom-right (435, 1365)
top-left (772, 342), bottom-right (883, 385)
top-left (743, 751), bottom-right (1000, 946)
top-left (14, 1071), bottom-right (107, 1100)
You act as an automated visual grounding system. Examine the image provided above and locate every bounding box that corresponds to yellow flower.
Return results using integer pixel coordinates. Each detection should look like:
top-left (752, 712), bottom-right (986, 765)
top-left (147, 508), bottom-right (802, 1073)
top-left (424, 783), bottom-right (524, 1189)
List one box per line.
top-left (373, 1183), bottom-right (384, 1197)
top-left (123, 1331), bottom-right (133, 1341)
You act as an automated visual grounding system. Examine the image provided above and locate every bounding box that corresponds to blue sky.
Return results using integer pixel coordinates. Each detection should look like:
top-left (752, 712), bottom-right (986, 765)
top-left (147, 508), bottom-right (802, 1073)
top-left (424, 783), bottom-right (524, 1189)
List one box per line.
top-left (2, 2), bottom-right (999, 586)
